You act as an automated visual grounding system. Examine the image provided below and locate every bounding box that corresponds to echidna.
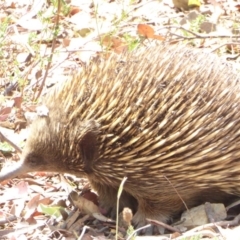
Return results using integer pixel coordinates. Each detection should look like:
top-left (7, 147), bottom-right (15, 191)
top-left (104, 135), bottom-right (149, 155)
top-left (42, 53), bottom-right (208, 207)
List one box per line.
top-left (1, 44), bottom-right (240, 229)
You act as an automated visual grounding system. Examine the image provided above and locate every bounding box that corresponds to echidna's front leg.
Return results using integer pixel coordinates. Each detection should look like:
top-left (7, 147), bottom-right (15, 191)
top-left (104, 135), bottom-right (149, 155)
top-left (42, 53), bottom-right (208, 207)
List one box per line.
top-left (91, 181), bottom-right (138, 218)
top-left (100, 190), bottom-right (137, 218)
top-left (132, 198), bottom-right (180, 234)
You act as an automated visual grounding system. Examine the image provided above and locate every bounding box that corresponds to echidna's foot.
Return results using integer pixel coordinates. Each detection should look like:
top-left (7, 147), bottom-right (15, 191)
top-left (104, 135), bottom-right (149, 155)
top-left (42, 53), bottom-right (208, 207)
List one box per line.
top-left (132, 203), bottom-right (170, 235)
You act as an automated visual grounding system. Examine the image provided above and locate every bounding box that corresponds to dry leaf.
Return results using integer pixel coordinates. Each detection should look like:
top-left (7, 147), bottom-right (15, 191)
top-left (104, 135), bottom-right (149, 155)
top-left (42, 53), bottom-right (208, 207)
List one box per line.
top-left (137, 24), bottom-right (154, 38)
top-left (73, 196), bottom-right (99, 215)
top-left (24, 194), bottom-right (41, 219)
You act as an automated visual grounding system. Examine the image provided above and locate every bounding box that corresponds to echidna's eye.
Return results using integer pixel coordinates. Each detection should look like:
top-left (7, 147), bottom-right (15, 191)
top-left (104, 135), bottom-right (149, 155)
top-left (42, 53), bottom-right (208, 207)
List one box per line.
top-left (26, 155), bottom-right (39, 167)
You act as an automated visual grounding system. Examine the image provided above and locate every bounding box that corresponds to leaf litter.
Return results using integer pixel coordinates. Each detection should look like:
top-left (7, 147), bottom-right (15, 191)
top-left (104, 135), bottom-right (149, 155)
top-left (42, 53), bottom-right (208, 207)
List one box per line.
top-left (0, 0), bottom-right (240, 239)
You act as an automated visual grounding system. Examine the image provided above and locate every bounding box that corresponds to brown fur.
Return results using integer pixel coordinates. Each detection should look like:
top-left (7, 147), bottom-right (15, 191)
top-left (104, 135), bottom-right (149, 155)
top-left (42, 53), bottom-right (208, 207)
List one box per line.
top-left (1, 44), bottom-right (240, 227)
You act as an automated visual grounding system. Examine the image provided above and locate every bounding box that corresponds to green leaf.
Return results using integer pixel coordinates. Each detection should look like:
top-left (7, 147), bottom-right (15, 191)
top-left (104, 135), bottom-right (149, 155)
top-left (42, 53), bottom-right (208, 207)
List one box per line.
top-left (38, 204), bottom-right (65, 218)
top-left (188, 0), bottom-right (201, 7)
top-left (0, 142), bottom-right (14, 153)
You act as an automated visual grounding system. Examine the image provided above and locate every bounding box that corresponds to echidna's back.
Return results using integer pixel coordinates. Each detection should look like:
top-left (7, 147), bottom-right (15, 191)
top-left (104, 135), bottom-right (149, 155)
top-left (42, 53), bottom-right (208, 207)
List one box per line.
top-left (45, 45), bottom-right (240, 184)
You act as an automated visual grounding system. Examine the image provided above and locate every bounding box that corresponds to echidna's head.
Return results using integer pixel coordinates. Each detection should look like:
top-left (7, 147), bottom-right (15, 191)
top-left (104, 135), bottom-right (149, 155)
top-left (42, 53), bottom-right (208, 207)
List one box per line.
top-left (0, 111), bottom-right (100, 182)
top-left (0, 115), bottom-right (67, 182)
top-left (22, 116), bottom-right (66, 172)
